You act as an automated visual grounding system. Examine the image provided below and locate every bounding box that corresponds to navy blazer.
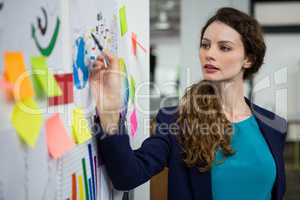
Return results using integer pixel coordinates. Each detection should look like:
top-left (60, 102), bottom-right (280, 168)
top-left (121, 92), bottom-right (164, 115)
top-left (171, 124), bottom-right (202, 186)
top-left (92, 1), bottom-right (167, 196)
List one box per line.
top-left (95, 97), bottom-right (287, 200)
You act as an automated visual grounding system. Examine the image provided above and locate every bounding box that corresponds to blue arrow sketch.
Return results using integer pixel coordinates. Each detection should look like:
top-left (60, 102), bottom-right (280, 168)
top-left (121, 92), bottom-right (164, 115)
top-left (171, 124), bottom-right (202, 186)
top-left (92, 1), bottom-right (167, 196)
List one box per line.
top-left (73, 37), bottom-right (89, 89)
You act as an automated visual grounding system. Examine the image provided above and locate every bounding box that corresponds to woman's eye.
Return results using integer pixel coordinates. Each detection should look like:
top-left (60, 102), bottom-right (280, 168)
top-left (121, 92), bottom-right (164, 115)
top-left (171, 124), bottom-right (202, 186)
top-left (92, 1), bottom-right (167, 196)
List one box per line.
top-left (220, 46), bottom-right (231, 52)
top-left (200, 43), bottom-right (209, 49)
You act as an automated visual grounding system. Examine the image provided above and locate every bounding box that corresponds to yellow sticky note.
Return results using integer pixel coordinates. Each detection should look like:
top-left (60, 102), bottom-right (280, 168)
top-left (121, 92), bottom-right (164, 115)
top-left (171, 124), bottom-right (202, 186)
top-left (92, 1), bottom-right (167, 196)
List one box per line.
top-left (3, 52), bottom-right (35, 100)
top-left (30, 56), bottom-right (62, 97)
top-left (72, 108), bottom-right (92, 144)
top-left (11, 98), bottom-right (43, 148)
top-left (119, 5), bottom-right (128, 36)
top-left (119, 58), bottom-right (127, 74)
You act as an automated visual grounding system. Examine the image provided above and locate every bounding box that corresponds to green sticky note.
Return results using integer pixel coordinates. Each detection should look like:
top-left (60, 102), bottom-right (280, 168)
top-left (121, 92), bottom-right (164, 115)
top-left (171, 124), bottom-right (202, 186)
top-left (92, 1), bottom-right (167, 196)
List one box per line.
top-left (31, 56), bottom-right (62, 97)
top-left (129, 75), bottom-right (135, 102)
top-left (32, 72), bottom-right (45, 99)
top-left (72, 108), bottom-right (92, 144)
top-left (11, 98), bottom-right (43, 147)
top-left (119, 5), bottom-right (128, 36)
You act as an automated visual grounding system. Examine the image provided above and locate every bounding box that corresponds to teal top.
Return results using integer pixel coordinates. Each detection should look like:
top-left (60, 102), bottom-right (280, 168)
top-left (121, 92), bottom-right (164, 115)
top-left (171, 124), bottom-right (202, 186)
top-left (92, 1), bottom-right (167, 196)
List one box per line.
top-left (212, 115), bottom-right (276, 200)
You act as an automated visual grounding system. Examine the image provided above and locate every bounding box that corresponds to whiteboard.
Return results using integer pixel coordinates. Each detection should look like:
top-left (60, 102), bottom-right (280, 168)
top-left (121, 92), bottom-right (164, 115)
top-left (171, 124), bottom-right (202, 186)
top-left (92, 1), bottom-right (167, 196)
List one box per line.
top-left (0, 0), bottom-right (149, 199)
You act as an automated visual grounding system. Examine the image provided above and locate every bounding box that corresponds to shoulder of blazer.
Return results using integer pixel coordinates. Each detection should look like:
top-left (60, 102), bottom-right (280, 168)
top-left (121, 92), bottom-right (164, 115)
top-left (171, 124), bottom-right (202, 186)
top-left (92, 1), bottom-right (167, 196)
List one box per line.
top-left (156, 106), bottom-right (179, 124)
top-left (245, 97), bottom-right (287, 140)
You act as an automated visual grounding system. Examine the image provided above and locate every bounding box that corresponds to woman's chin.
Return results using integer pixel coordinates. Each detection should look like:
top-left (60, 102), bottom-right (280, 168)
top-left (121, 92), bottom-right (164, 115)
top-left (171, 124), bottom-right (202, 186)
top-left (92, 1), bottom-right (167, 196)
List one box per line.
top-left (203, 74), bottom-right (222, 81)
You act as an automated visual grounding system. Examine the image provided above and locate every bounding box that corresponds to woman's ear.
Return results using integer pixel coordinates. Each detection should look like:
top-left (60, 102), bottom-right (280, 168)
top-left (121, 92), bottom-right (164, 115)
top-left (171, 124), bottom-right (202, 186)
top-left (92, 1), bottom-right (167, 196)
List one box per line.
top-left (243, 56), bottom-right (252, 69)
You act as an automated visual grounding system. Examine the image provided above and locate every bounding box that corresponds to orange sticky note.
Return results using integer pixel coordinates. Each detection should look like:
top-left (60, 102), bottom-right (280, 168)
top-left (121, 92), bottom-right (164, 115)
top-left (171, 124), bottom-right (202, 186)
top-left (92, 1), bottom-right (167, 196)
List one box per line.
top-left (46, 113), bottom-right (75, 159)
top-left (3, 52), bottom-right (35, 100)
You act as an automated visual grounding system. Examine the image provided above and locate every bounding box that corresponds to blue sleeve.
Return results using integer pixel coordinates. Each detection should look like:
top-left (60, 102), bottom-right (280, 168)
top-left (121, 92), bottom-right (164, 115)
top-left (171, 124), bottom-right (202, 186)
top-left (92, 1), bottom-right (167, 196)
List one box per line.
top-left (96, 110), bottom-right (172, 191)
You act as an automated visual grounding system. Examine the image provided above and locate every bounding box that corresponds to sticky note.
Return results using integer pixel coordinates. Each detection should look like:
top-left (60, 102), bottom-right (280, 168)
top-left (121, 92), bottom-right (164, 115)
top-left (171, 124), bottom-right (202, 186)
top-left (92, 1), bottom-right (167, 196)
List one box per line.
top-left (72, 108), bottom-right (92, 144)
top-left (11, 98), bottom-right (43, 147)
top-left (131, 32), bottom-right (147, 55)
top-left (31, 71), bottom-right (45, 99)
top-left (48, 73), bottom-right (74, 106)
top-left (130, 107), bottom-right (138, 137)
top-left (119, 58), bottom-right (127, 74)
top-left (3, 52), bottom-right (35, 100)
top-left (31, 56), bottom-right (62, 98)
top-left (119, 5), bottom-right (128, 36)
top-left (0, 78), bottom-right (13, 91)
top-left (0, 77), bottom-right (14, 101)
top-left (129, 75), bottom-right (136, 103)
top-left (131, 32), bottom-right (137, 55)
top-left (46, 113), bottom-right (75, 159)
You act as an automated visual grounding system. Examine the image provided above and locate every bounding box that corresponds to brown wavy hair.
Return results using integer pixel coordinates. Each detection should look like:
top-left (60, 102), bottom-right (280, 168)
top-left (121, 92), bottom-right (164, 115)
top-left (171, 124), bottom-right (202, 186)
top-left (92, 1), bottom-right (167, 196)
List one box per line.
top-left (177, 80), bottom-right (234, 172)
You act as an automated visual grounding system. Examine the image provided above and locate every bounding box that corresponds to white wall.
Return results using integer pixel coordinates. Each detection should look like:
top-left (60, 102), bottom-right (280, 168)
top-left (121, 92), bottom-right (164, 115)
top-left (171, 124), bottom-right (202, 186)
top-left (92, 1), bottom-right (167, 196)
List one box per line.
top-left (179, 0), bottom-right (249, 96)
top-left (253, 34), bottom-right (300, 139)
top-left (151, 36), bottom-right (180, 96)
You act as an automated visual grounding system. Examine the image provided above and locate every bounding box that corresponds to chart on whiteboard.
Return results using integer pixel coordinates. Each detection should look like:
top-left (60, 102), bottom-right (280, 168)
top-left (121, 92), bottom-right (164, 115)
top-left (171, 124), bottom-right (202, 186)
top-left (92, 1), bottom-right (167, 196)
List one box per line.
top-left (57, 140), bottom-right (113, 200)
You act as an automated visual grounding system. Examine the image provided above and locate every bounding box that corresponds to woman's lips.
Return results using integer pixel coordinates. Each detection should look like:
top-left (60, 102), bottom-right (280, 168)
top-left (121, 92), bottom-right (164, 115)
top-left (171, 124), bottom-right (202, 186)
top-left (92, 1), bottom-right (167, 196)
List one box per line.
top-left (204, 64), bottom-right (219, 73)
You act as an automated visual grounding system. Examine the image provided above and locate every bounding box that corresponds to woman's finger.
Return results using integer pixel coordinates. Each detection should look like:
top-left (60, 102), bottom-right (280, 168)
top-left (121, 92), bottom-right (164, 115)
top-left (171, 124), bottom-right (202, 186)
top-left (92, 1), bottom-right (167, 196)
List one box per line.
top-left (93, 60), bottom-right (105, 69)
top-left (103, 50), bottom-right (116, 63)
top-left (96, 54), bottom-right (105, 61)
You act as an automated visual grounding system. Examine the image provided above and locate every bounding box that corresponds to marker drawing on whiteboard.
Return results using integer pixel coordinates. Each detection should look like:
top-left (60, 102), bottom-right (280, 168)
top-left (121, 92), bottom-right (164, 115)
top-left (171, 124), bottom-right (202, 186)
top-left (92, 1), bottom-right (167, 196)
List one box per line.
top-left (90, 33), bottom-right (109, 68)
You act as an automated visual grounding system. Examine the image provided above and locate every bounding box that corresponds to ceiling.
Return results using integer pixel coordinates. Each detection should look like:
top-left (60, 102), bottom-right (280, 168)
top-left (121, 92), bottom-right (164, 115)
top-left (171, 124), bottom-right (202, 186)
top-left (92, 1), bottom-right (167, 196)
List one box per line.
top-left (150, 0), bottom-right (180, 37)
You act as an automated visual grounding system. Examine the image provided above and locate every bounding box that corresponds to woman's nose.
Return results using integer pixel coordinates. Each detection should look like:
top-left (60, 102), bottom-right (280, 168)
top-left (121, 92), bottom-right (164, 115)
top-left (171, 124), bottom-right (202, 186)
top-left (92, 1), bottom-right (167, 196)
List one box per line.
top-left (205, 47), bottom-right (216, 62)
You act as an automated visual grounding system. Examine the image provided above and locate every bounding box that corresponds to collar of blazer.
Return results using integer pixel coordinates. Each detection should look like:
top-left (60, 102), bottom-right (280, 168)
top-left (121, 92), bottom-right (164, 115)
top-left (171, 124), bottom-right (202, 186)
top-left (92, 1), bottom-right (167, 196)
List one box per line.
top-left (187, 96), bottom-right (287, 200)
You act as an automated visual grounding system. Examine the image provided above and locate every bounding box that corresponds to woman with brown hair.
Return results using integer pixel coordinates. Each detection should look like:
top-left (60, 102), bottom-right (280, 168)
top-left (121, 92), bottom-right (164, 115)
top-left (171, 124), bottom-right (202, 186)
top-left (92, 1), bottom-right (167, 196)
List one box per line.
top-left (90, 7), bottom-right (287, 200)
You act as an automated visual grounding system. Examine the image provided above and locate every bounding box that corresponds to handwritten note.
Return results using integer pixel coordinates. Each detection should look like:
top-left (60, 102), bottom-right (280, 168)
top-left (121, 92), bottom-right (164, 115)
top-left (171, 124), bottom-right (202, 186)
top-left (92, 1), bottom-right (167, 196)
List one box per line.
top-left (72, 108), bottom-right (92, 144)
top-left (31, 56), bottom-right (62, 98)
top-left (11, 98), bottom-right (42, 147)
top-left (46, 113), bottom-right (75, 159)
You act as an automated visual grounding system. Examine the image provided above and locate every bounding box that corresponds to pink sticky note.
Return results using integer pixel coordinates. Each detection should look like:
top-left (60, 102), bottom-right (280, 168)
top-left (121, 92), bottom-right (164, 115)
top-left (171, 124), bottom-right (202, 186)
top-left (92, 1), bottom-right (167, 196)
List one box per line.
top-left (0, 78), bottom-right (13, 90)
top-left (131, 32), bottom-right (137, 56)
top-left (131, 32), bottom-right (147, 56)
top-left (0, 77), bottom-right (14, 102)
top-left (46, 113), bottom-right (75, 159)
top-left (130, 107), bottom-right (138, 137)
